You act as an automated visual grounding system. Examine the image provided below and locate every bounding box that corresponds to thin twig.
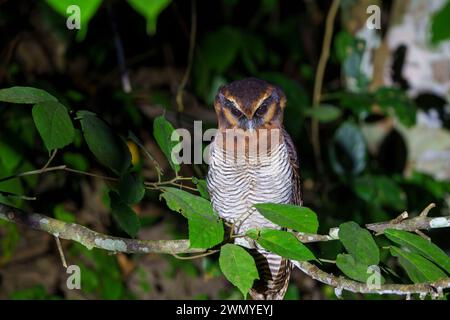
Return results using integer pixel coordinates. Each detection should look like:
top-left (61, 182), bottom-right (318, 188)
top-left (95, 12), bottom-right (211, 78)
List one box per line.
top-left (64, 167), bottom-right (117, 182)
top-left (42, 149), bottom-right (58, 171)
top-left (172, 249), bottom-right (219, 260)
top-left (0, 165), bottom-right (196, 192)
top-left (294, 260), bottom-right (450, 298)
top-left (311, 0), bottom-right (340, 176)
top-left (0, 165), bottom-right (67, 183)
top-left (54, 236), bottom-right (68, 268)
top-left (176, 0), bottom-right (197, 112)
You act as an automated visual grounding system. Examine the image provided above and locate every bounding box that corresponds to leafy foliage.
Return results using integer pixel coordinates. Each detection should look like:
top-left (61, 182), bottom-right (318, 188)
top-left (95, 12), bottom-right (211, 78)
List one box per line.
top-left (339, 221), bottom-right (380, 266)
top-left (45, 0), bottom-right (102, 41)
top-left (160, 187), bottom-right (223, 249)
top-left (336, 254), bottom-right (385, 284)
top-left (354, 175), bottom-right (406, 210)
top-left (385, 229), bottom-right (450, 273)
top-left (128, 0), bottom-right (171, 35)
top-left (109, 191), bottom-right (141, 238)
top-left (431, 1), bottom-right (450, 44)
top-left (254, 203), bottom-right (318, 233)
top-left (153, 115), bottom-right (181, 173)
top-left (32, 101), bottom-right (74, 151)
top-left (77, 111), bottom-right (131, 175)
top-left (1, 0), bottom-right (449, 301)
top-left (304, 105), bottom-right (342, 123)
top-left (247, 228), bottom-right (316, 261)
top-left (118, 173), bottom-right (145, 205)
top-left (390, 247), bottom-right (447, 283)
top-left (219, 244), bottom-right (259, 299)
top-left (0, 86), bottom-right (57, 104)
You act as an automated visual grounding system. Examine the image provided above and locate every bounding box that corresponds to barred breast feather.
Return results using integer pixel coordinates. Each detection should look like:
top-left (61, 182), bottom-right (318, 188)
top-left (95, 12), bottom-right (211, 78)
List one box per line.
top-left (207, 128), bottom-right (301, 300)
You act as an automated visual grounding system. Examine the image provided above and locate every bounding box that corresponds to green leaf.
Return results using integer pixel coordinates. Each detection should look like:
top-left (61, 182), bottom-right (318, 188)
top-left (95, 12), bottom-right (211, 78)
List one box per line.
top-left (32, 100), bottom-right (75, 151)
top-left (336, 253), bottom-right (385, 283)
top-left (334, 31), bottom-right (354, 62)
top-left (45, 0), bottom-right (102, 41)
top-left (0, 161), bottom-right (24, 206)
top-left (153, 116), bottom-right (180, 173)
top-left (202, 26), bottom-right (241, 73)
top-left (160, 187), bottom-right (223, 249)
top-left (219, 244), bottom-right (259, 299)
top-left (329, 122), bottom-right (367, 176)
top-left (0, 219), bottom-right (20, 264)
top-left (431, 1), bottom-right (450, 44)
top-left (246, 228), bottom-right (316, 261)
top-left (375, 87), bottom-right (416, 127)
top-left (0, 86), bottom-right (56, 104)
top-left (406, 171), bottom-right (450, 199)
top-left (0, 140), bottom-right (22, 173)
top-left (128, 0), bottom-right (171, 35)
top-left (118, 173), bottom-right (145, 205)
top-left (77, 111), bottom-right (131, 175)
top-left (385, 229), bottom-right (450, 274)
top-left (304, 105), bottom-right (342, 123)
top-left (253, 203), bottom-right (318, 233)
top-left (109, 191), bottom-right (141, 238)
top-left (336, 91), bottom-right (374, 115)
top-left (390, 246), bottom-right (447, 283)
top-left (339, 221), bottom-right (379, 265)
top-left (192, 177), bottom-right (210, 200)
top-left (354, 175), bottom-right (406, 210)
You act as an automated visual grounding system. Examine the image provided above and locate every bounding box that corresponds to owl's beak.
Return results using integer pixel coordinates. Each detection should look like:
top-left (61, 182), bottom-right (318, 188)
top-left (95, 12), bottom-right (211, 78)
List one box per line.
top-left (238, 117), bottom-right (259, 131)
top-left (245, 119), bottom-right (256, 131)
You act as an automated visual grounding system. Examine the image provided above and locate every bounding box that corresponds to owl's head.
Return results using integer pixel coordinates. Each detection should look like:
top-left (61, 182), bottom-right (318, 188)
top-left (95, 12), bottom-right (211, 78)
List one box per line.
top-left (214, 78), bottom-right (286, 131)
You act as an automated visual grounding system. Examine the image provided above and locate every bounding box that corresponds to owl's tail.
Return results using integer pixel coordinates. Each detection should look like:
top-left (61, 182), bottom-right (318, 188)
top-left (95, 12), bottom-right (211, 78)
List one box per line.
top-left (248, 250), bottom-right (292, 300)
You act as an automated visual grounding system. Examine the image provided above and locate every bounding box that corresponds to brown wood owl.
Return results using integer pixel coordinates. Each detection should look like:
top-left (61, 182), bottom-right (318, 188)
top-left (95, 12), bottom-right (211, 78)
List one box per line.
top-left (207, 77), bottom-right (302, 300)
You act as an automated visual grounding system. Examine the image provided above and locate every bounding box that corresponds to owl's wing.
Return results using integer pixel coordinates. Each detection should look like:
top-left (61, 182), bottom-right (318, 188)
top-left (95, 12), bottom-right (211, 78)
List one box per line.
top-left (282, 128), bottom-right (302, 206)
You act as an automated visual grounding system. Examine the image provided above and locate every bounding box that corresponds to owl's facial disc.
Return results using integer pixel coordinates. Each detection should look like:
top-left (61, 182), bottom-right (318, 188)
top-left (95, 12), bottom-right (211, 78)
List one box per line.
top-left (214, 78), bottom-right (287, 131)
top-left (225, 98), bottom-right (265, 131)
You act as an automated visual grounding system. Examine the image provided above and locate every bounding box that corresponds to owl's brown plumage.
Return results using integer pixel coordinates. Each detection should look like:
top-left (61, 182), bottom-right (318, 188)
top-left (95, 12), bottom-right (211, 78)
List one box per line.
top-left (207, 77), bottom-right (301, 300)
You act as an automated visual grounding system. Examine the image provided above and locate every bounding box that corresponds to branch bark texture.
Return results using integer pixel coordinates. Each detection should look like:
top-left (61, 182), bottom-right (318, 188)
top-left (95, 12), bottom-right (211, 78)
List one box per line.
top-left (1, 202), bottom-right (449, 298)
top-left (0, 203), bottom-right (202, 254)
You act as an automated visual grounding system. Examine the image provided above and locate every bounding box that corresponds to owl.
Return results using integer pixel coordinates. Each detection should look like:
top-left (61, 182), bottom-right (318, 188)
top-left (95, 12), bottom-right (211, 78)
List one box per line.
top-left (207, 77), bottom-right (302, 300)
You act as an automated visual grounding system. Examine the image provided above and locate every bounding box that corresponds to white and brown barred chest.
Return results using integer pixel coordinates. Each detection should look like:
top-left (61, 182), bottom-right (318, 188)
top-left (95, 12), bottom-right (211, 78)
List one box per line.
top-left (206, 136), bottom-right (295, 248)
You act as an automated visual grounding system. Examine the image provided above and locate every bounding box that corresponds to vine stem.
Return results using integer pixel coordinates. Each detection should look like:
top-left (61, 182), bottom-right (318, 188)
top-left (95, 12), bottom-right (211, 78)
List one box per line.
top-left (0, 165), bottom-right (196, 191)
top-left (176, 0), bottom-right (197, 112)
top-left (311, 0), bottom-right (340, 176)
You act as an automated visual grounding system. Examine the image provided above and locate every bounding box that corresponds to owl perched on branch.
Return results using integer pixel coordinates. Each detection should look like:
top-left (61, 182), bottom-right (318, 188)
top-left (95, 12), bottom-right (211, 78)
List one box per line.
top-left (207, 78), bottom-right (302, 300)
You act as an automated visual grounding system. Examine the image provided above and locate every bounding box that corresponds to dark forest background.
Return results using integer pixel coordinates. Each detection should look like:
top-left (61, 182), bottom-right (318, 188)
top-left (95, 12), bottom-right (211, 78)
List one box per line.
top-left (0, 0), bottom-right (449, 299)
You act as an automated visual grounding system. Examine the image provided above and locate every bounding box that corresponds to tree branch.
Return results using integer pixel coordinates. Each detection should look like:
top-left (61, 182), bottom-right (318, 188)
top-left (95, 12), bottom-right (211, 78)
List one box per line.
top-left (311, 0), bottom-right (340, 176)
top-left (2, 201), bottom-right (449, 298)
top-left (296, 203), bottom-right (450, 243)
top-left (176, 0), bottom-right (196, 112)
top-left (294, 261), bottom-right (450, 298)
top-left (0, 203), bottom-right (202, 255)
top-left (365, 204), bottom-right (450, 234)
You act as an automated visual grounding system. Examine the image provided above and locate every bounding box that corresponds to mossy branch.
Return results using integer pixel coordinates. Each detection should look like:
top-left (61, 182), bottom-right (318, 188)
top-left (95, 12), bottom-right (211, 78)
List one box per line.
top-left (1, 202), bottom-right (449, 298)
top-left (0, 203), bottom-right (202, 254)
